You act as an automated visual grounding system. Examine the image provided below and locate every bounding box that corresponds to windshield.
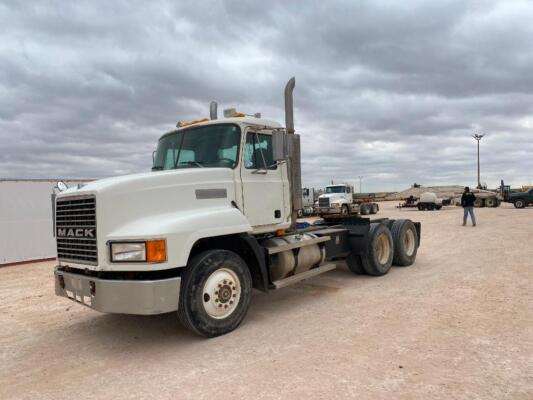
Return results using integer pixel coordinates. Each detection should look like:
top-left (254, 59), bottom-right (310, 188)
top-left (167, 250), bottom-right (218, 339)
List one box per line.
top-left (153, 124), bottom-right (241, 170)
top-left (326, 186), bottom-right (346, 194)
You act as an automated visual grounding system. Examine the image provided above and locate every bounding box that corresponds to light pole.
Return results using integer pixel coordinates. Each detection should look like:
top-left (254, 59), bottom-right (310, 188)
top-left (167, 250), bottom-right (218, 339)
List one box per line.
top-left (472, 133), bottom-right (484, 189)
top-left (357, 176), bottom-right (363, 193)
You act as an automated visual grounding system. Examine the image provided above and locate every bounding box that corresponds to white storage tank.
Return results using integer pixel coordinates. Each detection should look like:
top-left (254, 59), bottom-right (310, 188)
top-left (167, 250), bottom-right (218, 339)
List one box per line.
top-left (419, 192), bottom-right (438, 204)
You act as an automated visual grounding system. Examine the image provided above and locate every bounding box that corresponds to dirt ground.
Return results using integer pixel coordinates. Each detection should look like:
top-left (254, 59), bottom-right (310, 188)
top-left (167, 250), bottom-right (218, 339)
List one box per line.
top-left (1, 201), bottom-right (532, 400)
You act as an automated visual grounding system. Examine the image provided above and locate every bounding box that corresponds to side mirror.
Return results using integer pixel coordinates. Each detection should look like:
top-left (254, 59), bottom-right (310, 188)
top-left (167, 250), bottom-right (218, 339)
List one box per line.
top-left (272, 130), bottom-right (288, 161)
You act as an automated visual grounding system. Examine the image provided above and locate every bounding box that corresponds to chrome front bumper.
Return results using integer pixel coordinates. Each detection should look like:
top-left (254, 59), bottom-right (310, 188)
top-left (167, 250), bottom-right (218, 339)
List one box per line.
top-left (54, 267), bottom-right (181, 315)
top-left (317, 207), bottom-right (342, 214)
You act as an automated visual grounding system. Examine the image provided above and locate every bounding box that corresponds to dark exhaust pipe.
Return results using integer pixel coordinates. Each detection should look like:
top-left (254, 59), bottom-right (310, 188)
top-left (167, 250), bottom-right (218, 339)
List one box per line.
top-left (210, 101), bottom-right (218, 120)
top-left (284, 77), bottom-right (295, 135)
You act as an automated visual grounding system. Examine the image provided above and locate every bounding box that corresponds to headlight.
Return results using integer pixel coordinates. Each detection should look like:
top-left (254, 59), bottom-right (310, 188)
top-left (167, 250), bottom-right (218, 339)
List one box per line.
top-left (110, 239), bottom-right (167, 263)
top-left (333, 203), bottom-right (341, 208)
top-left (110, 242), bottom-right (146, 262)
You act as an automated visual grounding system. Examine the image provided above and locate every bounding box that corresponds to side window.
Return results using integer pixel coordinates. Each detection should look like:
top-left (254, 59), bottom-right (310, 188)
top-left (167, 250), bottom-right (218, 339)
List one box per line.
top-left (244, 133), bottom-right (277, 170)
top-left (346, 187), bottom-right (351, 194)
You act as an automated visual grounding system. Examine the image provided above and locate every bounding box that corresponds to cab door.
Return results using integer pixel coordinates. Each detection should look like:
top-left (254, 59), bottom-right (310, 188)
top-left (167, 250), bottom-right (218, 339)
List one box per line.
top-left (240, 129), bottom-right (287, 228)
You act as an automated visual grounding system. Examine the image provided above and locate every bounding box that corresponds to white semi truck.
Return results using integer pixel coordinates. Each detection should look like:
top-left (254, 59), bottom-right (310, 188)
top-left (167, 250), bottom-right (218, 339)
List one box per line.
top-left (317, 183), bottom-right (379, 216)
top-left (53, 78), bottom-right (421, 337)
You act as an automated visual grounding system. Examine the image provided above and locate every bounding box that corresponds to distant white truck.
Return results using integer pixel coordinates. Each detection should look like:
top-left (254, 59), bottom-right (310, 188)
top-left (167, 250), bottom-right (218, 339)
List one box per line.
top-left (316, 184), bottom-right (379, 216)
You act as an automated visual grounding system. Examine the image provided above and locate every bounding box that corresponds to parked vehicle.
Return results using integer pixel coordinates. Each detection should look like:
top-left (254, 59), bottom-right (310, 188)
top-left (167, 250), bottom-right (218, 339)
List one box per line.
top-left (500, 180), bottom-right (533, 208)
top-left (316, 184), bottom-right (379, 216)
top-left (454, 189), bottom-right (502, 208)
top-left (416, 192), bottom-right (443, 211)
top-left (52, 78), bottom-right (421, 337)
top-left (398, 193), bottom-right (444, 211)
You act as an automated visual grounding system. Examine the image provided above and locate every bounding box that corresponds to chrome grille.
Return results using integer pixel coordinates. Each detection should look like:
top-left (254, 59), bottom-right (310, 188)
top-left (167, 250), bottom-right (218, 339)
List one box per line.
top-left (318, 198), bottom-right (330, 208)
top-left (55, 196), bottom-right (97, 264)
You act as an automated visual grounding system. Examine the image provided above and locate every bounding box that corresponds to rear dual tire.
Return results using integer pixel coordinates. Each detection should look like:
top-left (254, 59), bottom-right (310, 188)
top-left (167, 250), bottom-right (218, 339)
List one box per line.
top-left (390, 219), bottom-right (418, 266)
top-left (485, 198), bottom-right (497, 208)
top-left (473, 198), bottom-right (484, 208)
top-left (346, 220), bottom-right (418, 275)
top-left (346, 223), bottom-right (394, 276)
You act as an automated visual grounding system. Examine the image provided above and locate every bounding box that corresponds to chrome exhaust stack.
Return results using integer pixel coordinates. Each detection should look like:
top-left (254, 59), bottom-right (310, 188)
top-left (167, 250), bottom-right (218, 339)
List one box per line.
top-left (283, 77), bottom-right (302, 226)
top-left (284, 77), bottom-right (295, 135)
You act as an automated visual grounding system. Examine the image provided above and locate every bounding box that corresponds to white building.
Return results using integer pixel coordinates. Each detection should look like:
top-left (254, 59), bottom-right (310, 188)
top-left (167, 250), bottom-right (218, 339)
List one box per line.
top-left (0, 179), bottom-right (92, 265)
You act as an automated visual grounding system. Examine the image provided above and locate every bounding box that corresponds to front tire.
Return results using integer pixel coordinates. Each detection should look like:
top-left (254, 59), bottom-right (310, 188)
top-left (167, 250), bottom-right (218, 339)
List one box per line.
top-left (341, 204), bottom-right (349, 215)
top-left (178, 249), bottom-right (252, 337)
top-left (514, 199), bottom-right (526, 209)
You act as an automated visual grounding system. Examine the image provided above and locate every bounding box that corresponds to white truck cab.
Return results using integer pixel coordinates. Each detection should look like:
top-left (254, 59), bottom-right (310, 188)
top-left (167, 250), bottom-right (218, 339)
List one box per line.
top-left (317, 184), bottom-right (354, 215)
top-left (54, 78), bottom-right (421, 337)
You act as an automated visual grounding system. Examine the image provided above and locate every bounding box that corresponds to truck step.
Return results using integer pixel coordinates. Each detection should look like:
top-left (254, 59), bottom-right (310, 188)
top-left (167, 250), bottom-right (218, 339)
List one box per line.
top-left (272, 263), bottom-right (336, 289)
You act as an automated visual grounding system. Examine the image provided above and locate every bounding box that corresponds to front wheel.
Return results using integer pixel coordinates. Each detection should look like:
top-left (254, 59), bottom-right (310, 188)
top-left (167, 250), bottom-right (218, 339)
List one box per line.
top-left (514, 199), bottom-right (526, 209)
top-left (178, 249), bottom-right (252, 337)
top-left (341, 204), bottom-right (349, 215)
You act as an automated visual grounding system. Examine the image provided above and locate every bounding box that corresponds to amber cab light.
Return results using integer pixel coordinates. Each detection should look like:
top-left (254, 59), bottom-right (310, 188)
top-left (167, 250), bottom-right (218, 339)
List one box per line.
top-left (146, 240), bottom-right (167, 263)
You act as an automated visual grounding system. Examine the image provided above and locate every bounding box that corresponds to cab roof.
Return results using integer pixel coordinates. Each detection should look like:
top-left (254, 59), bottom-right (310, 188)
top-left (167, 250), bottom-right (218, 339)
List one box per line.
top-left (159, 116), bottom-right (283, 140)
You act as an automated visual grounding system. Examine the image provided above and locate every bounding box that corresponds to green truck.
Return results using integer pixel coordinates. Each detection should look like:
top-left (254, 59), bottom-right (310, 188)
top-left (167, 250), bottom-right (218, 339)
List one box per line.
top-left (500, 180), bottom-right (533, 208)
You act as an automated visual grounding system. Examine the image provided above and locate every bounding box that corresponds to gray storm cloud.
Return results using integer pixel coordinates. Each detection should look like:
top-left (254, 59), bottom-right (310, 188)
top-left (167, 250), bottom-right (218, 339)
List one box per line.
top-left (1, 0), bottom-right (532, 191)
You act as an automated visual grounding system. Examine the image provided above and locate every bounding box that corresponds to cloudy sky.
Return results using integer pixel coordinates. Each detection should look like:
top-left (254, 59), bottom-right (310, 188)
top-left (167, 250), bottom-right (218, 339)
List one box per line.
top-left (1, 0), bottom-right (532, 191)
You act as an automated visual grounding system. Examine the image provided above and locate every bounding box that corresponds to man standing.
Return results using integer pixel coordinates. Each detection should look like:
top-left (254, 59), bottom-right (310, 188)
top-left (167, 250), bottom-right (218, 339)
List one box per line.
top-left (461, 187), bottom-right (477, 226)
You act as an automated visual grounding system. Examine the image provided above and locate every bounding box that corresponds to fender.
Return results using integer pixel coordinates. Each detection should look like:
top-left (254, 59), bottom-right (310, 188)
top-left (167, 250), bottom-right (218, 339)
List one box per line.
top-left (105, 206), bottom-right (252, 271)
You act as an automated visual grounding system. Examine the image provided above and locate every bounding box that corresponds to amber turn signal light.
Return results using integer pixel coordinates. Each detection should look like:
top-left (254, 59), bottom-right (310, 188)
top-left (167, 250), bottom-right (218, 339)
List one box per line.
top-left (146, 239), bottom-right (167, 263)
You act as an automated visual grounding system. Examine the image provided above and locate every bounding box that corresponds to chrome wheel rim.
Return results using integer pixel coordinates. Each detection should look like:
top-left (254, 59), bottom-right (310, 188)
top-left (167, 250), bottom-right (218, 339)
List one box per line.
top-left (375, 233), bottom-right (391, 265)
top-left (404, 228), bottom-right (416, 256)
top-left (202, 268), bottom-right (241, 319)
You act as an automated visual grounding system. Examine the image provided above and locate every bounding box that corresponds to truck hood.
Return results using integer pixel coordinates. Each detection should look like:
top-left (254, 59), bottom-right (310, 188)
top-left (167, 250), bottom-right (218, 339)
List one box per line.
top-left (319, 193), bottom-right (346, 203)
top-left (59, 168), bottom-right (233, 197)
top-left (509, 192), bottom-right (529, 199)
top-left (57, 168), bottom-right (238, 238)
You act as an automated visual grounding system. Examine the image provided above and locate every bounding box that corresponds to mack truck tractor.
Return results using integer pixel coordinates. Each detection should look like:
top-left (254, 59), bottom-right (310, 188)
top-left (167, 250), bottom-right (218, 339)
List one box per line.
top-left (53, 78), bottom-right (421, 337)
top-left (317, 183), bottom-right (379, 216)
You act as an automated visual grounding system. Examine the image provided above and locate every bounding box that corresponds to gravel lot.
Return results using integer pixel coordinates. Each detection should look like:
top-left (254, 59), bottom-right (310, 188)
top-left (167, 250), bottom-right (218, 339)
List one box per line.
top-left (1, 201), bottom-right (532, 400)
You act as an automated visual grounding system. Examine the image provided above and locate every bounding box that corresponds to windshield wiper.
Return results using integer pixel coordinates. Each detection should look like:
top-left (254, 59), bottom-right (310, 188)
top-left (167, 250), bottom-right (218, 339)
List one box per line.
top-left (152, 166), bottom-right (164, 171)
top-left (178, 161), bottom-right (205, 168)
